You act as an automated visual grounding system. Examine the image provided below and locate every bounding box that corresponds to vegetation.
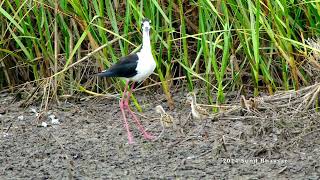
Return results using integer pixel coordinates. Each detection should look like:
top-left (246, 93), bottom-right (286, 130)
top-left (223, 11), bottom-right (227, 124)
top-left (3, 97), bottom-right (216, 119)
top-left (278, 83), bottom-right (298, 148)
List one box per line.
top-left (1, 0), bottom-right (320, 108)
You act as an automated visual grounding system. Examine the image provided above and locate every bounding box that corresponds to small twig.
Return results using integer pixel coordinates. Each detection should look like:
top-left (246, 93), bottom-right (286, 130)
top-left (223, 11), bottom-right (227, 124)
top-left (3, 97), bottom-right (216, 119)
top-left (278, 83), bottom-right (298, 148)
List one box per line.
top-left (220, 136), bottom-right (227, 152)
top-left (197, 103), bottom-right (237, 109)
top-left (5, 122), bottom-right (13, 134)
top-left (278, 166), bottom-right (287, 174)
top-left (216, 114), bottom-right (266, 121)
top-left (166, 135), bottom-right (198, 148)
top-left (305, 84), bottom-right (320, 110)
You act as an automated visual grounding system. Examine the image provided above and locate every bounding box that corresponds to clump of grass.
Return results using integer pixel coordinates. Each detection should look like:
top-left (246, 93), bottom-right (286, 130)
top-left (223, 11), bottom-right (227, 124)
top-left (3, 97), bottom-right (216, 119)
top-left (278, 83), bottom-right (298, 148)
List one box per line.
top-left (1, 0), bottom-right (320, 110)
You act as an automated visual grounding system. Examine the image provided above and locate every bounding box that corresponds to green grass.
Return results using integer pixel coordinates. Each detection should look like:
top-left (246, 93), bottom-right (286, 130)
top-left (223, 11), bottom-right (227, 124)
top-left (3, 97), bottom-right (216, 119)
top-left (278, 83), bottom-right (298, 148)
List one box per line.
top-left (1, 0), bottom-right (320, 108)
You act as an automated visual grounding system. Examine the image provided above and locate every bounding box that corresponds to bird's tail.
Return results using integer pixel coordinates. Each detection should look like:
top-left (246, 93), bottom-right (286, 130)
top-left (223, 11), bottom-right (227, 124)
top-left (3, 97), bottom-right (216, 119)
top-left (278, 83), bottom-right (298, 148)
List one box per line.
top-left (95, 70), bottom-right (114, 77)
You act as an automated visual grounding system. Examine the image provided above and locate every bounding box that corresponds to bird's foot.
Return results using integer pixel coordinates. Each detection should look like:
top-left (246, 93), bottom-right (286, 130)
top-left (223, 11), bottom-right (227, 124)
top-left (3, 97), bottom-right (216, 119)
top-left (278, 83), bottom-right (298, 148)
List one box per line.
top-left (127, 133), bottom-right (134, 144)
top-left (142, 131), bottom-right (154, 140)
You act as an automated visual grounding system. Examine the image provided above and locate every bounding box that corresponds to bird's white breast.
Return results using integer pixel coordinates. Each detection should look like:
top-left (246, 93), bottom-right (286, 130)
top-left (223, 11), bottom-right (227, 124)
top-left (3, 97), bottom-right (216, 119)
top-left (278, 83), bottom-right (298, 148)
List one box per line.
top-left (131, 50), bottom-right (156, 82)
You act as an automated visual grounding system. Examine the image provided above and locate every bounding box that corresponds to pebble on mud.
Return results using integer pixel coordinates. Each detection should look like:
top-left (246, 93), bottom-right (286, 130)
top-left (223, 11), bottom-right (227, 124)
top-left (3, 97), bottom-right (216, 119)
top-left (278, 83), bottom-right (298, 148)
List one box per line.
top-left (49, 114), bottom-right (60, 125)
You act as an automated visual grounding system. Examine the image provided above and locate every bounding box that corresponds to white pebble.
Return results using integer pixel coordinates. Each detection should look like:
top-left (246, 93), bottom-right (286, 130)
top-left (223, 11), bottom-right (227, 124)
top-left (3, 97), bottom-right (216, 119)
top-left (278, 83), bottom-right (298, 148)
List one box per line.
top-left (30, 108), bottom-right (39, 117)
top-left (17, 115), bottom-right (24, 121)
top-left (41, 122), bottom-right (48, 127)
top-left (49, 114), bottom-right (60, 125)
top-left (30, 108), bottom-right (37, 113)
top-left (51, 118), bottom-right (60, 125)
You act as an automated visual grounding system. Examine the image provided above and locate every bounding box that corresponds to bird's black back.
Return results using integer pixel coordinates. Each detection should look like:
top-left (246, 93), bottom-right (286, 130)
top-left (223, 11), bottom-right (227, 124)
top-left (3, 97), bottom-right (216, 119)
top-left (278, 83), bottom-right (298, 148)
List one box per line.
top-left (97, 53), bottom-right (138, 78)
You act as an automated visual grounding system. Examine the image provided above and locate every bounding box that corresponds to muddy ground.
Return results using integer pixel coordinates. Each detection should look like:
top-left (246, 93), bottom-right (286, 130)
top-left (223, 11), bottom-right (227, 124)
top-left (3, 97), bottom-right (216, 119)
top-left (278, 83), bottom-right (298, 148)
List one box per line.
top-left (0, 89), bottom-right (319, 179)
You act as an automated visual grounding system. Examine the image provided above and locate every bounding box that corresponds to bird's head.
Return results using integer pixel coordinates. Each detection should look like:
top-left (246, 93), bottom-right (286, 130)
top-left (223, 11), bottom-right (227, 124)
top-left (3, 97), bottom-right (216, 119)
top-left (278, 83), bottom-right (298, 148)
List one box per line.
top-left (155, 105), bottom-right (165, 114)
top-left (142, 18), bottom-right (151, 32)
top-left (186, 92), bottom-right (196, 104)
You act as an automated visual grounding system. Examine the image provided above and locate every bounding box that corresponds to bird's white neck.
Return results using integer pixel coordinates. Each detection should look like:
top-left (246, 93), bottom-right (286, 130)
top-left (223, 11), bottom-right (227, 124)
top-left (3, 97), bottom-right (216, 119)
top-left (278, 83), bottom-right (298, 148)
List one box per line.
top-left (141, 30), bottom-right (151, 52)
top-left (190, 102), bottom-right (200, 119)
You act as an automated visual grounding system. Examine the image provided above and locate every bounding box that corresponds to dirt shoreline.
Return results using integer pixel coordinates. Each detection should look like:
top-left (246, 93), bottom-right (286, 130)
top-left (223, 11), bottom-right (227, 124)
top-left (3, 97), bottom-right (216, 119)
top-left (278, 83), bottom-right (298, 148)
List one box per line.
top-left (1, 92), bottom-right (319, 179)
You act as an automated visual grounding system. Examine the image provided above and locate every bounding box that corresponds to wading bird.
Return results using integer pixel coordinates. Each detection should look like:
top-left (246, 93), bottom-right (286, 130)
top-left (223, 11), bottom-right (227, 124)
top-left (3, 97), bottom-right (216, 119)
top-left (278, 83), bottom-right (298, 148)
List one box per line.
top-left (186, 92), bottom-right (210, 120)
top-left (97, 18), bottom-right (156, 144)
top-left (155, 105), bottom-right (174, 128)
top-left (154, 105), bottom-right (175, 140)
top-left (240, 95), bottom-right (257, 111)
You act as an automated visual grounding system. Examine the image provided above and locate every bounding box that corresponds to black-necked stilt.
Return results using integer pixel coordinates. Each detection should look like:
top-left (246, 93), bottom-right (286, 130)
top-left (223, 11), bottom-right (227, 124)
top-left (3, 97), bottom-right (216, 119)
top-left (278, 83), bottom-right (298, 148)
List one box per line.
top-left (97, 18), bottom-right (156, 144)
top-left (186, 92), bottom-right (210, 120)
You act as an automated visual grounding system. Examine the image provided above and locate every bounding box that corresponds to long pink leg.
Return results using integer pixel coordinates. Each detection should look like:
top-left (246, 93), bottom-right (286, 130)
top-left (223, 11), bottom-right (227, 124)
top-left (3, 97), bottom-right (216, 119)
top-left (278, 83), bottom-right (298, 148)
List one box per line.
top-left (119, 80), bottom-right (134, 144)
top-left (125, 83), bottom-right (154, 140)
